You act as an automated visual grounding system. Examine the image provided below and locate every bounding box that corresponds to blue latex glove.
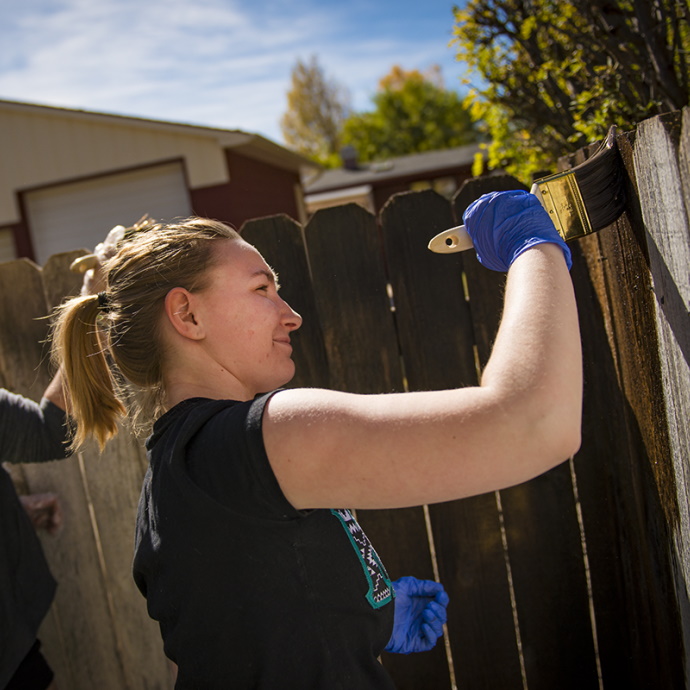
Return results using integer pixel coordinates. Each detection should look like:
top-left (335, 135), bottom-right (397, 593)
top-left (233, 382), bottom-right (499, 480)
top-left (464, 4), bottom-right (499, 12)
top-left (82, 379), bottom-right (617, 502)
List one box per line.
top-left (463, 190), bottom-right (572, 272)
top-left (384, 576), bottom-right (449, 654)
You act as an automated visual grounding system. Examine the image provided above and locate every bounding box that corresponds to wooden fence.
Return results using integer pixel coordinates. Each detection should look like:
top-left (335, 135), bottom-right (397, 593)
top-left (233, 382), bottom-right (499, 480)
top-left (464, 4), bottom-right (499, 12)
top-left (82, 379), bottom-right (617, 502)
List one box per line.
top-left (1, 108), bottom-right (688, 689)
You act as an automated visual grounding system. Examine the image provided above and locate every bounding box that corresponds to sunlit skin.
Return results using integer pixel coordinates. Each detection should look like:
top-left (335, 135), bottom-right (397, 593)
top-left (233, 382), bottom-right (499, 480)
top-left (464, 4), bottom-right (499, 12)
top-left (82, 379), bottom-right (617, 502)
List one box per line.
top-left (160, 240), bottom-right (581, 512)
top-left (262, 244), bottom-right (581, 510)
top-left (161, 239), bottom-right (302, 406)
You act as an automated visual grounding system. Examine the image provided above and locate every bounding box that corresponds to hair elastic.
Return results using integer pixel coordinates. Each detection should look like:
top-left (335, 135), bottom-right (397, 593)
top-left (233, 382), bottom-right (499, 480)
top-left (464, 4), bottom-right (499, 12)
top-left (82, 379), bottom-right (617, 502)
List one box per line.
top-left (97, 291), bottom-right (110, 312)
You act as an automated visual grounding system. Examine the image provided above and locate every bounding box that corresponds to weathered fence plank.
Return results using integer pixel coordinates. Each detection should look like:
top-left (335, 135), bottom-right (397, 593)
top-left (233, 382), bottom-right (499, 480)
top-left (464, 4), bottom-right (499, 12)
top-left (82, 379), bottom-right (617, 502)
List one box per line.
top-left (633, 109), bottom-right (690, 685)
top-left (0, 254), bottom-right (172, 689)
top-left (80, 433), bottom-right (171, 689)
top-left (48, 251), bottom-right (171, 689)
top-left (0, 258), bottom-right (129, 688)
top-left (569, 121), bottom-right (686, 689)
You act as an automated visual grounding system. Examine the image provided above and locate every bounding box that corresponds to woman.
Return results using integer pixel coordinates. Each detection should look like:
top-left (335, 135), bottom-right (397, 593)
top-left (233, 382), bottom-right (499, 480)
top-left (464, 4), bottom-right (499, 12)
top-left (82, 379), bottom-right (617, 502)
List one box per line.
top-left (51, 190), bottom-right (582, 688)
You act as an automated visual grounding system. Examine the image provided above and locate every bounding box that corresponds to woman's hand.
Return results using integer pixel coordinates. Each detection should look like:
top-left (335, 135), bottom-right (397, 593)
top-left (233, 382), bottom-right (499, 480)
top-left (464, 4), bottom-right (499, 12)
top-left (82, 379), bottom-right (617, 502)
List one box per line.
top-left (463, 190), bottom-right (572, 272)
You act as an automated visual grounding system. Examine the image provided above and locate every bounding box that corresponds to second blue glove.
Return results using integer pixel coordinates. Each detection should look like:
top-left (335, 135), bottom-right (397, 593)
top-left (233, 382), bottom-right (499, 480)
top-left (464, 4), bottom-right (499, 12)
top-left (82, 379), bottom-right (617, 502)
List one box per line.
top-left (384, 576), bottom-right (449, 654)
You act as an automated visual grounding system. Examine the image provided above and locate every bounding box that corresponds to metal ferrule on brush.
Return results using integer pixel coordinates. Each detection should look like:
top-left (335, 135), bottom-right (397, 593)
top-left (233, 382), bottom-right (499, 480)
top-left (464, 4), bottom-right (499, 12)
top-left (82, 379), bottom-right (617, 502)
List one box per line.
top-left (530, 171), bottom-right (592, 243)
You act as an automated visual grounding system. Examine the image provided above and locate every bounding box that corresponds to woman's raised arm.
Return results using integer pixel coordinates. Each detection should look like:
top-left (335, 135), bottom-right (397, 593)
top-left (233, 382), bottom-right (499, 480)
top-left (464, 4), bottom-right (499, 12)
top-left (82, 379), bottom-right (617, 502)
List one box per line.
top-left (262, 194), bottom-right (582, 511)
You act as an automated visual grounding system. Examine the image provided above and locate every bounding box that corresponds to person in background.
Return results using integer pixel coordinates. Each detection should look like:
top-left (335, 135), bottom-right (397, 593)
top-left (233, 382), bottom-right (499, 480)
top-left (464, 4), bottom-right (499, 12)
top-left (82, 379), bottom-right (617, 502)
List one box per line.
top-left (50, 190), bottom-right (582, 689)
top-left (0, 245), bottom-right (106, 690)
top-left (0, 370), bottom-right (69, 690)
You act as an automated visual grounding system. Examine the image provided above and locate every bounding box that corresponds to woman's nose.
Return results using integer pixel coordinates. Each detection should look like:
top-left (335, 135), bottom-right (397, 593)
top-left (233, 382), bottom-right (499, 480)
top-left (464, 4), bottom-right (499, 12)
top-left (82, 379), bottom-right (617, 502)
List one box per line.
top-left (281, 300), bottom-right (302, 331)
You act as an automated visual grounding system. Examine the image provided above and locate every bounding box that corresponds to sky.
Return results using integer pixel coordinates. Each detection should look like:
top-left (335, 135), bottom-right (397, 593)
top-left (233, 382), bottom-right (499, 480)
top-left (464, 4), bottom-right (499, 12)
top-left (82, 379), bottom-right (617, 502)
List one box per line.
top-left (0, 0), bottom-right (472, 146)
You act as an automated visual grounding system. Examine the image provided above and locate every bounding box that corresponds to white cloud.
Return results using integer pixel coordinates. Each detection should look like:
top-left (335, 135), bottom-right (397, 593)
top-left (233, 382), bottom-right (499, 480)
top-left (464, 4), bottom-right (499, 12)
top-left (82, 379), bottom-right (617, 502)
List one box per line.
top-left (0, 0), bottom-right (467, 142)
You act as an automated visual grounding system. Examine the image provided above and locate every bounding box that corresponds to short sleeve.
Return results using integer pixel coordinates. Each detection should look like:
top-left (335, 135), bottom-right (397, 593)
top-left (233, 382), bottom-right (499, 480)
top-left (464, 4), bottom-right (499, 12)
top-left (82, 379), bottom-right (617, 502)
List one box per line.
top-left (184, 393), bottom-right (303, 520)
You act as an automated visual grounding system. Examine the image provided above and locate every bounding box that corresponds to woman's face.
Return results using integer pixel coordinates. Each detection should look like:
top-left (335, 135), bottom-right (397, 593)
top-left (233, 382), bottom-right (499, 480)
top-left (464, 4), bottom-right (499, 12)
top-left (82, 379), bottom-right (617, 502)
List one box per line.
top-left (192, 238), bottom-right (302, 399)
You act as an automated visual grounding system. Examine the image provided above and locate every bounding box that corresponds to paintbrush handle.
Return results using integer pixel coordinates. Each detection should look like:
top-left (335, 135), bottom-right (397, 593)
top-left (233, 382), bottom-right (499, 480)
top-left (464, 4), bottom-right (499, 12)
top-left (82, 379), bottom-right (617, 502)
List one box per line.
top-left (426, 225), bottom-right (474, 253)
top-left (428, 183), bottom-right (542, 254)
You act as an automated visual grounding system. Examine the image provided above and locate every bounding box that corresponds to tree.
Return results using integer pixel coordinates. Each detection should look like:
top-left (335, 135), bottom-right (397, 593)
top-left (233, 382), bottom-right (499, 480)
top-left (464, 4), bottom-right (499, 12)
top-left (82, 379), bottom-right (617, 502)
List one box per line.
top-left (340, 65), bottom-right (478, 163)
top-left (280, 55), bottom-right (351, 167)
top-left (452, 0), bottom-right (690, 181)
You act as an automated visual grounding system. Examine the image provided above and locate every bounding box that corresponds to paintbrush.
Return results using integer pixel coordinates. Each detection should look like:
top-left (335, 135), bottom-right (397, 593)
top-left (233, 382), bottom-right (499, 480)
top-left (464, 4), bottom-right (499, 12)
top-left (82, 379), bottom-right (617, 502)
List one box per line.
top-left (428, 125), bottom-right (626, 254)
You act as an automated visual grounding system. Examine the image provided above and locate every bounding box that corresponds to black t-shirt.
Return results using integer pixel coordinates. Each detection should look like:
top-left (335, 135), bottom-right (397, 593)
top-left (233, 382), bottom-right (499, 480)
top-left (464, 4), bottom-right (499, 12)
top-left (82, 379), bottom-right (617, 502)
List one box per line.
top-left (133, 394), bottom-right (396, 689)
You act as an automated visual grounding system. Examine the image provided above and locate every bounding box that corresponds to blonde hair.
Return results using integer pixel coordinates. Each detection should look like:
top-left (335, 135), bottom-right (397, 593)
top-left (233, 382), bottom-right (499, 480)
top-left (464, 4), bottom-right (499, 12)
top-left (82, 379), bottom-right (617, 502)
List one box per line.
top-left (51, 217), bottom-right (240, 452)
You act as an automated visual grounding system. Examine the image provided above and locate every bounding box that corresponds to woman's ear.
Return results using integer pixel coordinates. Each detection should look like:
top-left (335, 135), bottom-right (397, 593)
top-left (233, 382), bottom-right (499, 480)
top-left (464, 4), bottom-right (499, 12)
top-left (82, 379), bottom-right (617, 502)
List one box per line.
top-left (164, 288), bottom-right (204, 340)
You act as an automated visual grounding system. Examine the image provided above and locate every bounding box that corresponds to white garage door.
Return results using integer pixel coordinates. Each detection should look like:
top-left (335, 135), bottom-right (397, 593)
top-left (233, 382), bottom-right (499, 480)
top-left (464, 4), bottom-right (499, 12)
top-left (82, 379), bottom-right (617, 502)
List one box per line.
top-left (25, 162), bottom-right (192, 265)
top-left (0, 228), bottom-right (15, 264)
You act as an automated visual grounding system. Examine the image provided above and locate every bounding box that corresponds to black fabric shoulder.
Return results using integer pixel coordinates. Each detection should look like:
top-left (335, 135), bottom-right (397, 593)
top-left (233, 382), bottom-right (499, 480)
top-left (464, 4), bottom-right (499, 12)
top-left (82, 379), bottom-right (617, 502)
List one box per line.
top-left (133, 390), bottom-right (396, 689)
top-left (153, 392), bottom-right (303, 521)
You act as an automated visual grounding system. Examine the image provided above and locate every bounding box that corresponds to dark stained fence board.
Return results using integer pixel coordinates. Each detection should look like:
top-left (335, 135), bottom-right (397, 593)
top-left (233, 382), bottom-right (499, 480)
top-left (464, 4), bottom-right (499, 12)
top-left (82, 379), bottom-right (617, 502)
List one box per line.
top-left (442, 176), bottom-right (527, 688)
top-left (574, 223), bottom-right (685, 689)
top-left (567, 234), bottom-right (642, 689)
top-left (452, 175), bottom-right (528, 370)
top-left (431, 493), bottom-right (523, 689)
top-left (369, 506), bottom-right (453, 690)
top-left (241, 214), bottom-right (330, 389)
top-left (501, 468), bottom-right (599, 690)
top-left (498, 223), bottom-right (598, 690)
top-left (305, 203), bottom-right (452, 688)
top-left (454, 174), bottom-right (599, 688)
top-left (304, 203), bottom-right (404, 394)
top-left (379, 188), bottom-right (523, 687)
top-left (379, 188), bottom-right (476, 390)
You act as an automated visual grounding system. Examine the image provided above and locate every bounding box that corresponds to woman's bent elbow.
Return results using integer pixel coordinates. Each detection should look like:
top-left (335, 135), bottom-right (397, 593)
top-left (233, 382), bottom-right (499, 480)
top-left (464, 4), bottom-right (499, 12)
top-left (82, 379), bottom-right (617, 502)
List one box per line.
top-left (563, 426), bottom-right (582, 460)
top-left (551, 418), bottom-right (582, 462)
top-left (529, 408), bottom-right (582, 473)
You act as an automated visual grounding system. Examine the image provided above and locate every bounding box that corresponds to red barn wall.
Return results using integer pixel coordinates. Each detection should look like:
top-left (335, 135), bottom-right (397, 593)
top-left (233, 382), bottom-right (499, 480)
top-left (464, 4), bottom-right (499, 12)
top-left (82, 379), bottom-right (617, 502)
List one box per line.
top-left (190, 150), bottom-right (301, 229)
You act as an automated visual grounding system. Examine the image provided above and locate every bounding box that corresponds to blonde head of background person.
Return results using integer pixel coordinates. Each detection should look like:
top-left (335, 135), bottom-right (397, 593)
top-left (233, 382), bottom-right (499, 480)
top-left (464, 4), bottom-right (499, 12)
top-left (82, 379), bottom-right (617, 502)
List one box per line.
top-left (50, 194), bottom-right (582, 689)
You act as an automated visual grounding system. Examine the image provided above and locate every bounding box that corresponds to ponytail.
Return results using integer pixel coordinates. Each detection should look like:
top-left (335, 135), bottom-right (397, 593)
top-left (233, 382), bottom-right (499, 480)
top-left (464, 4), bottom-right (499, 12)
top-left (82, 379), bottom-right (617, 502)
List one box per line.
top-left (51, 216), bottom-right (239, 453)
top-left (51, 293), bottom-right (126, 452)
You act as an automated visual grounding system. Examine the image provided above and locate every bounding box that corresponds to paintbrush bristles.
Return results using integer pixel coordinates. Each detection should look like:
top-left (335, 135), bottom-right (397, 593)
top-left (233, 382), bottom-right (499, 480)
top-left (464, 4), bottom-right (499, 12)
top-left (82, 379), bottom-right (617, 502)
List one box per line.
top-left (572, 126), bottom-right (627, 232)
